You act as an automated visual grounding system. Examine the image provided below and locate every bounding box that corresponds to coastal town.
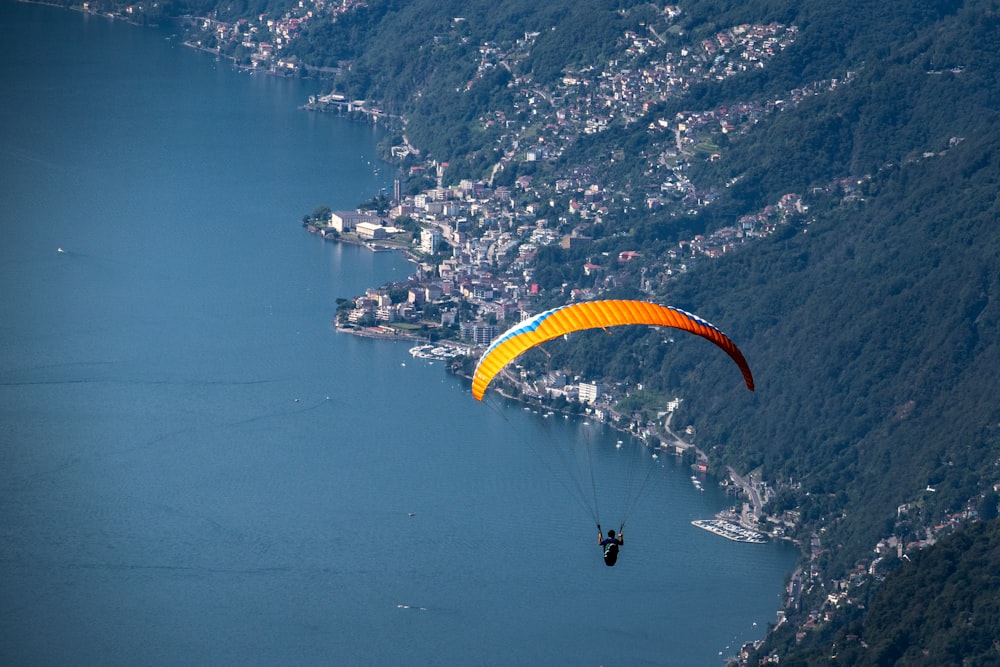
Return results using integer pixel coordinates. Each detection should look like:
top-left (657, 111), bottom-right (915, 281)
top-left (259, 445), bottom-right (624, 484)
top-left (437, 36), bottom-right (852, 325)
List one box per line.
top-left (183, 5), bottom-right (990, 660)
top-left (51, 2), bottom-right (999, 663)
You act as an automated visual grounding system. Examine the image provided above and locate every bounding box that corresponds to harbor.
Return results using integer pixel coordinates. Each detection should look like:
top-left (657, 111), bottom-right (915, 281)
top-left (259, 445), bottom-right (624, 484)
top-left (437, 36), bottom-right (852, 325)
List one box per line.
top-left (692, 519), bottom-right (768, 544)
top-left (408, 343), bottom-right (472, 361)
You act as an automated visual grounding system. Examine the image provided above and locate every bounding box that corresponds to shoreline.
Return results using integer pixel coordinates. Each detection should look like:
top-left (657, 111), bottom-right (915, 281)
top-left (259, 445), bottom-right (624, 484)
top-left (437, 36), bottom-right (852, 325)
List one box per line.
top-left (20, 0), bottom-right (160, 27)
top-left (334, 323), bottom-right (424, 341)
top-left (304, 223), bottom-right (417, 256)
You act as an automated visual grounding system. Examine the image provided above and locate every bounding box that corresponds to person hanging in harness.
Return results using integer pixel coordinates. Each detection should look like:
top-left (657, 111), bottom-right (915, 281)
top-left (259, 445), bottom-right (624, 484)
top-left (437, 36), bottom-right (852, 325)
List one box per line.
top-left (598, 524), bottom-right (624, 566)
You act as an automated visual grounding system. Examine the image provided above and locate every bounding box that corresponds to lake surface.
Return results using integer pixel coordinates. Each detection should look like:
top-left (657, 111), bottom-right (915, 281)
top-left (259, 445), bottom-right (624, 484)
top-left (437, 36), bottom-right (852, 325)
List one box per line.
top-left (0, 4), bottom-right (797, 665)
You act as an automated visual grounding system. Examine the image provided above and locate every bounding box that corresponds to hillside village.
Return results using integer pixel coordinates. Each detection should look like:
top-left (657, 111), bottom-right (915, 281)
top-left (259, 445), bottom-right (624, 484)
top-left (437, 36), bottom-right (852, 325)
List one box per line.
top-left (174, 4), bottom-right (874, 369)
top-left (180, 2), bottom-right (869, 360)
top-left (317, 167), bottom-right (806, 350)
top-left (184, 0), bottom-right (853, 219)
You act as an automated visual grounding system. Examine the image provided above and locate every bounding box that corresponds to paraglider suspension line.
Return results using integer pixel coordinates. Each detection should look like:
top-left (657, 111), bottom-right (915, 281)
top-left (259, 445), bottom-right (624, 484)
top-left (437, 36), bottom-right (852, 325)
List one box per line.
top-left (483, 395), bottom-right (602, 526)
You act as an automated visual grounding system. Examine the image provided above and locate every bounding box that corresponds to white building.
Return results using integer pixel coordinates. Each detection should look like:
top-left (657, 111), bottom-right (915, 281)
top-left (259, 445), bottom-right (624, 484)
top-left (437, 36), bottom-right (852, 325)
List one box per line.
top-left (460, 322), bottom-right (498, 344)
top-left (356, 221), bottom-right (388, 240)
top-left (578, 381), bottom-right (607, 404)
top-left (420, 227), bottom-right (442, 254)
top-left (330, 210), bottom-right (381, 233)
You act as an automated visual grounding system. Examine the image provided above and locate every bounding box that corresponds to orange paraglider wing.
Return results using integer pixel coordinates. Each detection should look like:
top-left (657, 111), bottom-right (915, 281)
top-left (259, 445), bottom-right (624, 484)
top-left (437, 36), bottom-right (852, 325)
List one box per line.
top-left (470, 300), bottom-right (754, 400)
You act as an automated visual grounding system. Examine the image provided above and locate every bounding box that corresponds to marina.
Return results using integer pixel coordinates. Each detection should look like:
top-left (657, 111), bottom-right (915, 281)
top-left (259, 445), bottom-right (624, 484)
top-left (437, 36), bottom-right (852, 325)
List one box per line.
top-left (408, 343), bottom-right (472, 361)
top-left (692, 519), bottom-right (768, 544)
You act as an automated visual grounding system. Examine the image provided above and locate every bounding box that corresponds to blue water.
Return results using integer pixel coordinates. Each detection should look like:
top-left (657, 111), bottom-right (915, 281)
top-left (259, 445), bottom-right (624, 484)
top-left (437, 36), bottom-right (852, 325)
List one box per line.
top-left (0, 4), bottom-right (797, 665)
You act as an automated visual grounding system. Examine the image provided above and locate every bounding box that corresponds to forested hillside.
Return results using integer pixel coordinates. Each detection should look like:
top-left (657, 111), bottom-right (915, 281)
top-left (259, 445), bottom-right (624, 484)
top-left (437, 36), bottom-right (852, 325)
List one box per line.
top-left (669, 120), bottom-right (1000, 560)
top-left (773, 518), bottom-right (1000, 665)
top-left (65, 0), bottom-right (1000, 660)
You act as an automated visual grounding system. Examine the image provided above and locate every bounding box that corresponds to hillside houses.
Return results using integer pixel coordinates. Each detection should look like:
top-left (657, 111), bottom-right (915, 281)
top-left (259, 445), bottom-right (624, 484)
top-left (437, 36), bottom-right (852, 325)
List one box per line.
top-left (330, 143), bottom-right (812, 353)
top-left (273, 4), bottom-right (828, 360)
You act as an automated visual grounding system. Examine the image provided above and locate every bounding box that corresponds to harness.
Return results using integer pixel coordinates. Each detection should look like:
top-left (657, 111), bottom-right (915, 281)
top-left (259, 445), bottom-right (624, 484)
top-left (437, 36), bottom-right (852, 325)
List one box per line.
top-left (602, 538), bottom-right (620, 565)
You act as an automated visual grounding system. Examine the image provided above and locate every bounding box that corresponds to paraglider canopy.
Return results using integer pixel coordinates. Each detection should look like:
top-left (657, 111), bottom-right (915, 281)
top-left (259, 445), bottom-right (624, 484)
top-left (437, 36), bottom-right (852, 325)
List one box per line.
top-left (471, 299), bottom-right (754, 400)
